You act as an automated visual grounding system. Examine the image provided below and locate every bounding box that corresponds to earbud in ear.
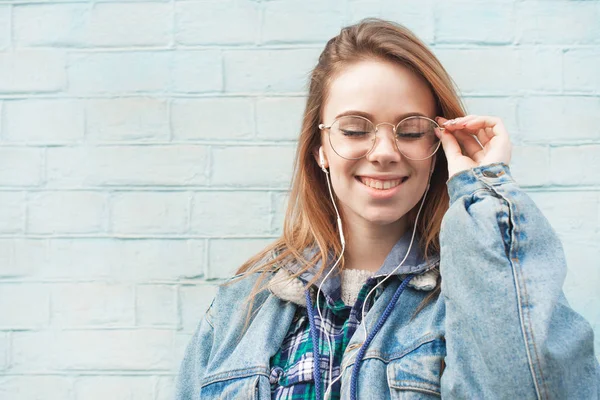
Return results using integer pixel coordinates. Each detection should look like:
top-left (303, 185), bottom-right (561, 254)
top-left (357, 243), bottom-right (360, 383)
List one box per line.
top-left (318, 147), bottom-right (329, 174)
top-left (319, 147), bottom-right (325, 168)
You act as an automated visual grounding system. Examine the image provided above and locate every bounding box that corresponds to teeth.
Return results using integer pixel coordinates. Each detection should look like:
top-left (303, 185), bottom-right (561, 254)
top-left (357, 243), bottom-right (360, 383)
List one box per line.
top-left (360, 177), bottom-right (403, 190)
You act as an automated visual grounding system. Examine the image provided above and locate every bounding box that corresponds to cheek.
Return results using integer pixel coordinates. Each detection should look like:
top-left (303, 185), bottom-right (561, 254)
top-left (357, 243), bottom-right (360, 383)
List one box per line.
top-left (328, 161), bottom-right (357, 192)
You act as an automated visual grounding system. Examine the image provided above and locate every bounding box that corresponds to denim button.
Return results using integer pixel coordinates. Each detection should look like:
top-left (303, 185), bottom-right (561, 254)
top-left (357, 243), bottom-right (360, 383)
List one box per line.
top-left (269, 366), bottom-right (284, 385)
top-left (482, 170), bottom-right (499, 178)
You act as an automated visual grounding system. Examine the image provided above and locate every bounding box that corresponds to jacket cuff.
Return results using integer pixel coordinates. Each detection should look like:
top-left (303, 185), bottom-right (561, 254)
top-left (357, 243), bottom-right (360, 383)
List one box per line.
top-left (446, 162), bottom-right (515, 205)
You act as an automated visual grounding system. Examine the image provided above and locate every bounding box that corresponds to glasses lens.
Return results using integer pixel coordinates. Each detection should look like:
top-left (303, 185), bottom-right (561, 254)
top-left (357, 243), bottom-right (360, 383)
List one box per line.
top-left (395, 117), bottom-right (440, 160)
top-left (329, 116), bottom-right (375, 159)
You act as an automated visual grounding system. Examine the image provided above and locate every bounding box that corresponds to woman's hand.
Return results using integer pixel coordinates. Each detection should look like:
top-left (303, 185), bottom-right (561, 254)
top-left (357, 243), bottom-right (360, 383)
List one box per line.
top-left (435, 115), bottom-right (512, 178)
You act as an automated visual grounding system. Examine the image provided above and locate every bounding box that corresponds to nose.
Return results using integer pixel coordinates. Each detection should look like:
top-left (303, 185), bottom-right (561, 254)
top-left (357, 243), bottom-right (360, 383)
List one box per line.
top-left (366, 123), bottom-right (402, 165)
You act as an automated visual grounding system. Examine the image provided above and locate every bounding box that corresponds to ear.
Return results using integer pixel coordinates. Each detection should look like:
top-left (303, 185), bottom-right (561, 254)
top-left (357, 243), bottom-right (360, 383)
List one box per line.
top-left (312, 146), bottom-right (329, 170)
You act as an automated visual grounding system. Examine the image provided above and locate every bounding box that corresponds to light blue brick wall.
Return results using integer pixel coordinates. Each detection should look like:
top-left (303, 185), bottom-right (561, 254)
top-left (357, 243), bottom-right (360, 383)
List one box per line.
top-left (0, 0), bottom-right (598, 398)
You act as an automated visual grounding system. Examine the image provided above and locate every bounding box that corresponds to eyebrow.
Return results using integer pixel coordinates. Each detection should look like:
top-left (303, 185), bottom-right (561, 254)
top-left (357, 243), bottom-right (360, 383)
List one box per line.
top-left (334, 110), bottom-right (429, 122)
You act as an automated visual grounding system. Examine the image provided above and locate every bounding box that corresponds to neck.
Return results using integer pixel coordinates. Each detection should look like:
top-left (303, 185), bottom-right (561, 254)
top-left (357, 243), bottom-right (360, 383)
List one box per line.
top-left (342, 216), bottom-right (409, 273)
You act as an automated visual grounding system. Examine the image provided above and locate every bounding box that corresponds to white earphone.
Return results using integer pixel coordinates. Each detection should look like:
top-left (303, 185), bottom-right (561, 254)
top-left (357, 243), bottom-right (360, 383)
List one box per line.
top-left (318, 146), bottom-right (328, 173)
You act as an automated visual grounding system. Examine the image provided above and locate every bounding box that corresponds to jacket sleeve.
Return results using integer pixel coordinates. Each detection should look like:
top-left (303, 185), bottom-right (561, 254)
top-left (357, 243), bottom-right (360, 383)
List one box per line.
top-left (175, 303), bottom-right (215, 400)
top-left (439, 162), bottom-right (600, 399)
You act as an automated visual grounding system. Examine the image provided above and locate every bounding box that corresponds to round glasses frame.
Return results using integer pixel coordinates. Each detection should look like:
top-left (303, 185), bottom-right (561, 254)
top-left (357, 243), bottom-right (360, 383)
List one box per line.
top-left (318, 115), bottom-right (444, 161)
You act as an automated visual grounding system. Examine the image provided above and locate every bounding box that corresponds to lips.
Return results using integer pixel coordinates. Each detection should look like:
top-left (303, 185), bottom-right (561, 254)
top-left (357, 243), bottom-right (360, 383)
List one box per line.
top-left (356, 176), bottom-right (408, 190)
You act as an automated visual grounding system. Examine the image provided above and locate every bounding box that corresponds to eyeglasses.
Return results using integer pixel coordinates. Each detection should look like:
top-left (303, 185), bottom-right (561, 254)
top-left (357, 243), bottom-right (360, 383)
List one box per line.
top-left (318, 115), bottom-right (443, 160)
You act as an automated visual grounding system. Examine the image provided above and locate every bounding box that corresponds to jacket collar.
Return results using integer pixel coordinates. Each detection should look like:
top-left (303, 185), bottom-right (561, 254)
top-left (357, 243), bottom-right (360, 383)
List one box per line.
top-left (268, 230), bottom-right (440, 307)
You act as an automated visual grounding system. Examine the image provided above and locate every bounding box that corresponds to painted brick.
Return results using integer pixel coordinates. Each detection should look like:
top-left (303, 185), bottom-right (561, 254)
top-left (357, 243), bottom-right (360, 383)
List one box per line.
top-left (518, 96), bottom-right (600, 143)
top-left (110, 192), bottom-right (190, 234)
top-left (262, 0), bottom-right (346, 44)
top-left (13, 4), bottom-right (89, 47)
top-left (0, 51), bottom-right (66, 93)
top-left (528, 191), bottom-right (598, 239)
top-left (173, 332), bottom-right (194, 371)
top-left (211, 146), bottom-right (295, 187)
top-left (560, 238), bottom-right (600, 357)
top-left (271, 191), bottom-right (289, 235)
top-left (564, 48), bottom-right (600, 93)
top-left (136, 284), bottom-right (178, 327)
top-left (191, 191), bottom-right (271, 236)
top-left (175, 1), bottom-right (260, 45)
top-left (435, 1), bottom-right (514, 44)
top-left (0, 7), bottom-right (9, 51)
top-left (510, 145), bottom-right (550, 187)
top-left (518, 47), bottom-right (562, 92)
top-left (434, 48), bottom-right (520, 94)
top-left (39, 239), bottom-right (204, 281)
top-left (171, 98), bottom-right (255, 141)
top-left (27, 191), bottom-right (107, 234)
top-left (14, 3), bottom-right (170, 47)
top-left (255, 97), bottom-right (305, 140)
top-left (179, 284), bottom-right (219, 333)
top-left (0, 239), bottom-right (45, 278)
top-left (172, 332), bottom-right (193, 378)
top-left (550, 145), bottom-right (600, 186)
top-left (0, 284), bottom-right (49, 328)
top-left (4, 99), bottom-right (84, 143)
top-left (68, 52), bottom-right (170, 94)
top-left (85, 98), bottom-right (169, 142)
top-left (223, 49), bottom-right (320, 93)
top-left (76, 2), bottom-right (171, 47)
top-left (51, 283), bottom-right (134, 327)
top-left (517, 1), bottom-right (600, 44)
top-left (0, 332), bottom-right (7, 371)
top-left (74, 376), bottom-right (155, 400)
top-left (0, 147), bottom-right (43, 186)
top-left (12, 330), bottom-right (174, 371)
top-left (172, 51), bottom-right (223, 93)
top-left (208, 238), bottom-right (274, 279)
top-left (70, 49), bottom-right (222, 96)
top-left (434, 47), bottom-right (562, 94)
top-left (0, 192), bottom-right (25, 233)
top-left (46, 146), bottom-right (208, 187)
top-left (156, 376), bottom-right (176, 400)
top-left (349, 0), bottom-right (435, 44)
top-left (0, 377), bottom-right (72, 400)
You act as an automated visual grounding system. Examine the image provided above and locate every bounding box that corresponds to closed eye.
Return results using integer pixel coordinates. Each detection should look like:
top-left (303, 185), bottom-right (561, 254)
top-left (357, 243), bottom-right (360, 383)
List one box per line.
top-left (341, 129), bottom-right (370, 137)
top-left (397, 132), bottom-right (425, 139)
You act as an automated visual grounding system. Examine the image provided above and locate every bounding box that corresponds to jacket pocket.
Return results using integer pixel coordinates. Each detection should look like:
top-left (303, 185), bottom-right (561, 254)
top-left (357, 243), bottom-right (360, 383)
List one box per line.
top-left (387, 337), bottom-right (445, 399)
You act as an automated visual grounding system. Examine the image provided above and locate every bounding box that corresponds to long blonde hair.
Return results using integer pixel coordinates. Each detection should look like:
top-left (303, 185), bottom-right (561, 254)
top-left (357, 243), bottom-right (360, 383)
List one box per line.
top-left (230, 18), bottom-right (466, 314)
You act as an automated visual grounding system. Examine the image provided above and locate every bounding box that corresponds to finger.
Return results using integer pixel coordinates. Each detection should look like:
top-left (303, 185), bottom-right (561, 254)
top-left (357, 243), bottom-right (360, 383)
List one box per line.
top-left (474, 127), bottom-right (493, 147)
top-left (437, 126), bottom-right (463, 159)
top-left (439, 114), bottom-right (475, 128)
top-left (461, 116), bottom-right (509, 140)
top-left (453, 130), bottom-right (484, 160)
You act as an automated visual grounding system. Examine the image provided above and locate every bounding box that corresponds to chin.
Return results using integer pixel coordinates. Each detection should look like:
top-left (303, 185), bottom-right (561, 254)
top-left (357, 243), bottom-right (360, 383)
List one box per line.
top-left (360, 209), bottom-right (407, 226)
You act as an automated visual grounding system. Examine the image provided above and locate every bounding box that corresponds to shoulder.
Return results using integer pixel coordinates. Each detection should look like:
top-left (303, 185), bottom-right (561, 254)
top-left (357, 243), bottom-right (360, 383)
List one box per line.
top-left (207, 253), bottom-right (282, 326)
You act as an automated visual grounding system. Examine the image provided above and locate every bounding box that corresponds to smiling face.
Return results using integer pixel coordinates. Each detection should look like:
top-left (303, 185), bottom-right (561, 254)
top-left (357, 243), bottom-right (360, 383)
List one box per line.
top-left (317, 59), bottom-right (438, 233)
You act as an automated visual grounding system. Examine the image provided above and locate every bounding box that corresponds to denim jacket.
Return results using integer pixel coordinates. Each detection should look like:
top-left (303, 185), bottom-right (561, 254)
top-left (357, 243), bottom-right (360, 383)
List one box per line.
top-left (176, 163), bottom-right (600, 399)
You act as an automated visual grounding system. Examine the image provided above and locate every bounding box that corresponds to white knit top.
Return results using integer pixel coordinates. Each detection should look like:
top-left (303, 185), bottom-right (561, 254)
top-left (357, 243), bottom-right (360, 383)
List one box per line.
top-left (340, 269), bottom-right (374, 306)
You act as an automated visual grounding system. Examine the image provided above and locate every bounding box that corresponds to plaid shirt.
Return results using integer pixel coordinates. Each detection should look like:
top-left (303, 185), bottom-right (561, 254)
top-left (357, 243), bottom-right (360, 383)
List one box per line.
top-left (269, 277), bottom-right (388, 400)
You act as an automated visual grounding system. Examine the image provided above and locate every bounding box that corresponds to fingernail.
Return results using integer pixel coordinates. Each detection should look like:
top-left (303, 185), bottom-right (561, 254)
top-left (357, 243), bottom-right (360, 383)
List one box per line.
top-left (442, 119), bottom-right (454, 126)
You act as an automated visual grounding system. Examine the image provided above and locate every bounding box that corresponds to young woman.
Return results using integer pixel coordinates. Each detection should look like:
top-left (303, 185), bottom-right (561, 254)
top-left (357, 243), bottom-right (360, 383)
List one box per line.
top-left (176, 19), bottom-right (600, 399)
